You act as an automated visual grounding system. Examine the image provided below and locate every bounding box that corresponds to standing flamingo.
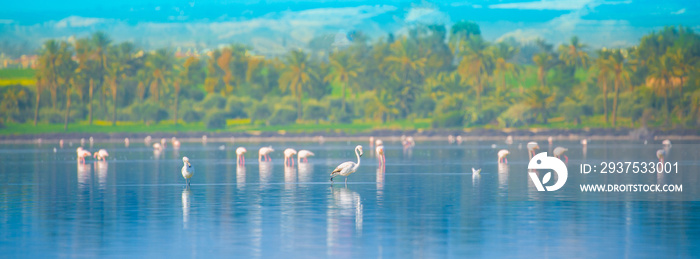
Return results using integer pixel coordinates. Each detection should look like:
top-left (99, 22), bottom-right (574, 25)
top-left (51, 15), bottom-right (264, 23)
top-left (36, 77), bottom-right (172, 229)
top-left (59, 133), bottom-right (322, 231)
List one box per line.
top-left (236, 147), bottom-right (247, 165)
top-left (498, 149), bottom-right (510, 164)
top-left (375, 139), bottom-right (383, 147)
top-left (93, 149), bottom-right (109, 161)
top-left (369, 136), bottom-right (375, 147)
top-left (297, 150), bottom-right (315, 164)
top-left (656, 149), bottom-right (666, 163)
top-left (144, 136), bottom-right (152, 146)
top-left (76, 147), bottom-right (91, 164)
top-left (172, 137), bottom-right (181, 149)
top-left (330, 145), bottom-right (363, 184)
top-left (124, 138), bottom-right (129, 147)
top-left (505, 135), bottom-right (513, 145)
top-left (456, 135), bottom-right (463, 144)
top-left (258, 146), bottom-right (274, 162)
top-left (553, 147), bottom-right (569, 163)
top-left (181, 157), bottom-right (195, 186)
top-left (527, 142), bottom-right (539, 159)
top-left (284, 148), bottom-right (297, 166)
top-left (376, 145), bottom-right (385, 168)
top-left (448, 135), bottom-right (455, 144)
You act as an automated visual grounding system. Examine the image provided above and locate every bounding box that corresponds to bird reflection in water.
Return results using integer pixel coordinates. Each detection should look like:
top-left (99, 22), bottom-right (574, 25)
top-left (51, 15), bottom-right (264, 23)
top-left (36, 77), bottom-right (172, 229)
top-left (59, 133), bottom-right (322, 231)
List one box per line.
top-left (259, 162), bottom-right (272, 184)
top-left (182, 188), bottom-right (191, 229)
top-left (298, 163), bottom-right (313, 183)
top-left (236, 164), bottom-right (246, 189)
top-left (498, 163), bottom-right (509, 191)
top-left (327, 186), bottom-right (363, 256)
top-left (95, 160), bottom-right (108, 189)
top-left (77, 163), bottom-right (91, 187)
top-left (472, 169), bottom-right (481, 187)
top-left (376, 165), bottom-right (385, 205)
top-left (284, 164), bottom-right (297, 191)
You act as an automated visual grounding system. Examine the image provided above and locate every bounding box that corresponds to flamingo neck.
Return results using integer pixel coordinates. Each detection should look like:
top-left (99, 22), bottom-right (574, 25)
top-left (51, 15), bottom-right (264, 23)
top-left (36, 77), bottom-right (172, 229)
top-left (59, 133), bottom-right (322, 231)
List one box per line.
top-left (354, 147), bottom-right (361, 170)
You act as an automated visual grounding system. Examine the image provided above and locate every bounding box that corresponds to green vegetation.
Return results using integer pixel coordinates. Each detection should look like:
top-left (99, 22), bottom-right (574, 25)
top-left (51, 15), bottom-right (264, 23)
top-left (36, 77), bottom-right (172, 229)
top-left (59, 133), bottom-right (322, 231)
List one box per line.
top-left (0, 24), bottom-right (699, 135)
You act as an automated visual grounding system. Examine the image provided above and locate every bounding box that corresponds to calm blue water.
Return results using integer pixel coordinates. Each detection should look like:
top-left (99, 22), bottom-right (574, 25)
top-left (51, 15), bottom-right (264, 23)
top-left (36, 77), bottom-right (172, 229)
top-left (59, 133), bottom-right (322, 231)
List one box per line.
top-left (1, 140), bottom-right (699, 258)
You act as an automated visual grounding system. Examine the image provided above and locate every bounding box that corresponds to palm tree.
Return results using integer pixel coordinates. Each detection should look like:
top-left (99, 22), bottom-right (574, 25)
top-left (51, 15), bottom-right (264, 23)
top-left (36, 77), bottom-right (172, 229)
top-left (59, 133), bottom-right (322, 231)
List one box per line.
top-left (217, 47), bottom-right (234, 96)
top-left (106, 43), bottom-right (135, 126)
top-left (457, 35), bottom-right (491, 113)
top-left (592, 49), bottom-right (613, 123)
top-left (383, 38), bottom-right (428, 115)
top-left (667, 47), bottom-right (696, 119)
top-left (175, 56), bottom-right (201, 125)
top-left (38, 40), bottom-right (60, 110)
top-left (609, 49), bottom-right (631, 126)
top-left (365, 89), bottom-right (400, 123)
top-left (558, 36), bottom-right (589, 68)
top-left (145, 49), bottom-right (174, 103)
top-left (492, 42), bottom-right (519, 94)
top-left (532, 52), bottom-right (552, 89)
top-left (56, 42), bottom-right (77, 130)
top-left (279, 50), bottom-right (317, 118)
top-left (647, 54), bottom-right (676, 126)
top-left (33, 75), bottom-right (44, 126)
top-left (324, 51), bottom-right (364, 111)
top-left (91, 32), bottom-right (112, 123)
top-left (524, 86), bottom-right (556, 124)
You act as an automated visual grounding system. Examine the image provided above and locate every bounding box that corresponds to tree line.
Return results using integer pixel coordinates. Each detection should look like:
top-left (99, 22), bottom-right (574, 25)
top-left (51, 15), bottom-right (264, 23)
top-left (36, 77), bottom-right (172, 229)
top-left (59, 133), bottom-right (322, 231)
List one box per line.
top-left (1, 22), bottom-right (699, 130)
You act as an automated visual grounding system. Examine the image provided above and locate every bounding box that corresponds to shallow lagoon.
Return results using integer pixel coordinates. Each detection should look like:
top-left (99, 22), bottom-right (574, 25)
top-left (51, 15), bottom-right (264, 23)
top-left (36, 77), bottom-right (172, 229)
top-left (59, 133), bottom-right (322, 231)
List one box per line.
top-left (1, 140), bottom-right (699, 258)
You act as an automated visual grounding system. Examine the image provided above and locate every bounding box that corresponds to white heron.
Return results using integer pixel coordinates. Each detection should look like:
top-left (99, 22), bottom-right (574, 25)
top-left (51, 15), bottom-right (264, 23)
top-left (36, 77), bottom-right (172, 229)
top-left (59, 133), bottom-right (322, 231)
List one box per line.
top-left (330, 145), bottom-right (363, 184)
top-left (236, 147), bottom-right (247, 165)
top-left (181, 157), bottom-right (195, 186)
top-left (298, 150), bottom-right (315, 164)
top-left (284, 148), bottom-right (297, 166)
top-left (553, 147), bottom-right (569, 163)
top-left (498, 149), bottom-right (510, 164)
top-left (258, 146), bottom-right (274, 162)
top-left (93, 149), bottom-right (109, 161)
top-left (527, 142), bottom-right (539, 159)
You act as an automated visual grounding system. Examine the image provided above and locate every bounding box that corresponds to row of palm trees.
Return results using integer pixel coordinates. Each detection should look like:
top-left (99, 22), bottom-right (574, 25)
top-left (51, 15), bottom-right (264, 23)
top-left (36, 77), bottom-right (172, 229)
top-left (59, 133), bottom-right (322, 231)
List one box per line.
top-left (27, 25), bottom-right (699, 129)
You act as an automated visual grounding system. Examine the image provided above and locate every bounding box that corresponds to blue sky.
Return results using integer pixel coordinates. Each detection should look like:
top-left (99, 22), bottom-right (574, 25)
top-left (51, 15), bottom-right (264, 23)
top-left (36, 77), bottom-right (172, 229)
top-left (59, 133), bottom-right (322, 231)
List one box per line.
top-left (1, 0), bottom-right (698, 54)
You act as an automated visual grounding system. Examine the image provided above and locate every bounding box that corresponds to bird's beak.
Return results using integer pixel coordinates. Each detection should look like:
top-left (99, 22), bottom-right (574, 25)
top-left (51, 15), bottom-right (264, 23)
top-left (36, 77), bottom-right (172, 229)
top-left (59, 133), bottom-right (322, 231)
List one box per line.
top-left (187, 162), bottom-right (191, 167)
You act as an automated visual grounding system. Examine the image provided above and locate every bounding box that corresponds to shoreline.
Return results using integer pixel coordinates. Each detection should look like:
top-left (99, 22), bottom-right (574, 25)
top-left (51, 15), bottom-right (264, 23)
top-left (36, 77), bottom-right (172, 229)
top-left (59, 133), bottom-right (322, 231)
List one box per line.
top-left (2, 127), bottom-right (699, 144)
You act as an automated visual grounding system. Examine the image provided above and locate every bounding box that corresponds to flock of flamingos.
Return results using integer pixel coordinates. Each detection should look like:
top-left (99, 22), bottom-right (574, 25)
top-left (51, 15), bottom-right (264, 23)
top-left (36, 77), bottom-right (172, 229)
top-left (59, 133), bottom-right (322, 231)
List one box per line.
top-left (63, 134), bottom-right (672, 186)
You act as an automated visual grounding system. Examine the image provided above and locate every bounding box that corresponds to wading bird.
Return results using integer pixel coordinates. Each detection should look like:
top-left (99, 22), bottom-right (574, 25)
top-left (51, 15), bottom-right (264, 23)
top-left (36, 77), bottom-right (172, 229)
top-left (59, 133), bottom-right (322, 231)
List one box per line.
top-left (369, 136), bottom-right (375, 147)
top-left (505, 135), bottom-right (513, 145)
top-left (656, 149), bottom-right (666, 163)
top-left (181, 157), bottom-right (195, 186)
top-left (527, 142), bottom-right (539, 159)
top-left (298, 150), bottom-right (315, 164)
top-left (236, 147), bottom-right (247, 165)
top-left (258, 146), bottom-right (274, 162)
top-left (330, 145), bottom-right (363, 184)
top-left (284, 148), bottom-right (297, 166)
top-left (472, 168), bottom-right (481, 174)
top-left (553, 147), bottom-right (569, 163)
top-left (93, 149), bottom-right (109, 161)
top-left (376, 145), bottom-right (385, 168)
top-left (172, 137), bottom-right (181, 149)
top-left (76, 147), bottom-right (91, 164)
top-left (124, 138), bottom-right (129, 147)
top-left (498, 149), bottom-right (510, 164)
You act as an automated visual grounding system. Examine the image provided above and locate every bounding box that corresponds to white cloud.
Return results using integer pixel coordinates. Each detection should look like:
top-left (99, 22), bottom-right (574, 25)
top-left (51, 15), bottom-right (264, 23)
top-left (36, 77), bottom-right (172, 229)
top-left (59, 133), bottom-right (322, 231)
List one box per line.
top-left (494, 0), bottom-right (637, 48)
top-left (489, 0), bottom-right (595, 11)
top-left (672, 8), bottom-right (686, 15)
top-left (55, 16), bottom-right (107, 28)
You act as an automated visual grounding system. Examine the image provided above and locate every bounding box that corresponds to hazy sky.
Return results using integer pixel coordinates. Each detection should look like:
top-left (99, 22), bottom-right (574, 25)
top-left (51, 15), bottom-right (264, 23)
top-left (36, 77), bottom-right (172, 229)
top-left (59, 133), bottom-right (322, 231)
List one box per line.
top-left (1, 0), bottom-right (698, 53)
